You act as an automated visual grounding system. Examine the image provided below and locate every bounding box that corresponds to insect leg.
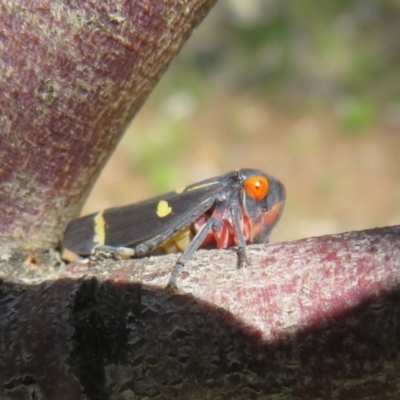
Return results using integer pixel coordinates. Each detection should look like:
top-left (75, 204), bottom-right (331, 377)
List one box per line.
top-left (166, 216), bottom-right (222, 292)
top-left (230, 203), bottom-right (250, 268)
top-left (90, 245), bottom-right (136, 261)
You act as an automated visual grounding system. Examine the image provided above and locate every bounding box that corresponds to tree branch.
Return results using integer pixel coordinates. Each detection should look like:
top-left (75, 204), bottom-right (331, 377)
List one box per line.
top-left (0, 0), bottom-right (217, 250)
top-left (2, 226), bottom-right (400, 399)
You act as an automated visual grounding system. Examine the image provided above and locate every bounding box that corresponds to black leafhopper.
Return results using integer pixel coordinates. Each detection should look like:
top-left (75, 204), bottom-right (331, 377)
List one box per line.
top-left (63, 169), bottom-right (285, 290)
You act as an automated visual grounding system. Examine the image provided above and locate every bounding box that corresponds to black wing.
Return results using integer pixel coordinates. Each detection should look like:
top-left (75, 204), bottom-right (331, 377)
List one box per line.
top-left (63, 172), bottom-right (239, 255)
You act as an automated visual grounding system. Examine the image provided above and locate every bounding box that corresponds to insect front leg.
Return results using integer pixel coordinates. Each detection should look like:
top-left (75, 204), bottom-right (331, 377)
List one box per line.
top-left (166, 217), bottom-right (223, 292)
top-left (230, 203), bottom-right (250, 268)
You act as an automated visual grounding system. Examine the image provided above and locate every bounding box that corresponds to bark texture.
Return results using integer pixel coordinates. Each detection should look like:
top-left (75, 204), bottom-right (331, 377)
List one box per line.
top-left (1, 226), bottom-right (400, 399)
top-left (0, 0), bottom-right (217, 250)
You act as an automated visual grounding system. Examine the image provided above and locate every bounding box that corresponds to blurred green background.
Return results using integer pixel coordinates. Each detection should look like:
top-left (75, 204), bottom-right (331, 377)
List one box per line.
top-left (84, 0), bottom-right (400, 243)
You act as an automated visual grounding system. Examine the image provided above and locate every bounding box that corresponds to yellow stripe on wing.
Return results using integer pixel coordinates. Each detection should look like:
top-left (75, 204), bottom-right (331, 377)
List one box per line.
top-left (93, 211), bottom-right (106, 246)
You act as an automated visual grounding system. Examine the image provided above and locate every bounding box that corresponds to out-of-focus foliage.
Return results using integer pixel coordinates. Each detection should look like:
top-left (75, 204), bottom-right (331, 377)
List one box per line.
top-left (175, 0), bottom-right (400, 105)
top-left (338, 98), bottom-right (376, 133)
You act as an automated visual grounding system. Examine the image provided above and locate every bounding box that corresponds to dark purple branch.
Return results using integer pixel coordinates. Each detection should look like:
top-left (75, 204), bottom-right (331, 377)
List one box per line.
top-left (1, 226), bottom-right (400, 399)
top-left (0, 0), bottom-right (217, 250)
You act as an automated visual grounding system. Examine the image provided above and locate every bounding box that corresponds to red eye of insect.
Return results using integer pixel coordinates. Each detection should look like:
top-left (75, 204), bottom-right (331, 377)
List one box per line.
top-left (244, 176), bottom-right (269, 201)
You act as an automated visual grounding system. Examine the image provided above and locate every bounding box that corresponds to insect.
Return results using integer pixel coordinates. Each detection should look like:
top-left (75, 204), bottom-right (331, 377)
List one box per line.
top-left (63, 169), bottom-right (285, 291)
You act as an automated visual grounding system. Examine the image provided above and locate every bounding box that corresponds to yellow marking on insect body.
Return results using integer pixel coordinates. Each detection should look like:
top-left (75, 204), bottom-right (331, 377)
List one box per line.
top-left (175, 186), bottom-right (185, 194)
top-left (160, 240), bottom-right (178, 254)
top-left (157, 200), bottom-right (172, 218)
top-left (173, 227), bottom-right (193, 252)
top-left (160, 227), bottom-right (193, 254)
top-left (93, 211), bottom-right (106, 246)
top-left (187, 181), bottom-right (219, 192)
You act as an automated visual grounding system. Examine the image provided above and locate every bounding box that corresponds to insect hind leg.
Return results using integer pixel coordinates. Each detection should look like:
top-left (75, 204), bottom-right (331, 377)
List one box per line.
top-left (90, 245), bottom-right (136, 261)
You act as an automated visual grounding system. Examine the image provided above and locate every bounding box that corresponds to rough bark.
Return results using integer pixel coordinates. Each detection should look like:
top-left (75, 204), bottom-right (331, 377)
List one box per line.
top-left (1, 226), bottom-right (400, 399)
top-left (0, 0), bottom-right (217, 250)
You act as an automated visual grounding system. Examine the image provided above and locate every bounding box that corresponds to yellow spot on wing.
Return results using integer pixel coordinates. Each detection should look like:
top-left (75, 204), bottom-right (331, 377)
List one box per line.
top-left (175, 186), bottom-right (185, 194)
top-left (157, 200), bottom-right (172, 218)
top-left (93, 211), bottom-right (105, 246)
